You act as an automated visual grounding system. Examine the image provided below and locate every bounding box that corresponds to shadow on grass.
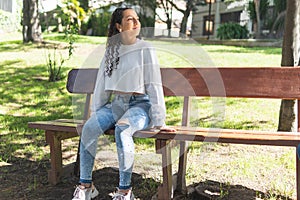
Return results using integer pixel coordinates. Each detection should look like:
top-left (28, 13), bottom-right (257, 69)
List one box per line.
top-left (0, 40), bottom-right (68, 53)
top-left (0, 62), bottom-right (74, 161)
top-left (1, 158), bottom-right (292, 200)
top-left (0, 40), bottom-right (35, 52)
top-left (0, 161), bottom-right (160, 200)
top-left (185, 180), bottom-right (293, 200)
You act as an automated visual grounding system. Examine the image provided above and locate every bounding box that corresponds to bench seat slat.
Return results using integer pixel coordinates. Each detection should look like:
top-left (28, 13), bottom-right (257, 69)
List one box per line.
top-left (28, 120), bottom-right (115, 136)
top-left (28, 121), bottom-right (80, 133)
top-left (54, 119), bottom-right (84, 124)
top-left (135, 127), bottom-right (300, 147)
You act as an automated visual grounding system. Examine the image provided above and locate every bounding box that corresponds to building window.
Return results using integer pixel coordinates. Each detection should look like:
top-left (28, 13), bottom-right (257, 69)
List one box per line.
top-left (203, 15), bottom-right (214, 36)
top-left (220, 11), bottom-right (241, 23)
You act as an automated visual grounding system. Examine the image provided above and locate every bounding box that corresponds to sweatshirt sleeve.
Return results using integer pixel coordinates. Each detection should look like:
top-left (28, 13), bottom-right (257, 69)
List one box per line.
top-left (143, 45), bottom-right (166, 127)
top-left (91, 58), bottom-right (112, 114)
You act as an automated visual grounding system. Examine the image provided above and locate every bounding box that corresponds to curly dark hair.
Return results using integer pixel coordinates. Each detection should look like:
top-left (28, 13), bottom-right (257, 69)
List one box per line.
top-left (104, 7), bottom-right (131, 77)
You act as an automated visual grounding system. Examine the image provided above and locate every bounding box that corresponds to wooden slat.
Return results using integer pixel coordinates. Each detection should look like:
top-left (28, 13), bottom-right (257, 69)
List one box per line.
top-left (28, 121), bottom-right (80, 133)
top-left (157, 139), bottom-right (173, 200)
top-left (161, 67), bottom-right (300, 99)
top-left (29, 120), bottom-right (114, 136)
top-left (54, 119), bottom-right (84, 124)
top-left (46, 130), bottom-right (63, 185)
top-left (66, 68), bottom-right (98, 94)
top-left (66, 67), bottom-right (300, 99)
top-left (176, 96), bottom-right (191, 194)
top-left (134, 127), bottom-right (300, 147)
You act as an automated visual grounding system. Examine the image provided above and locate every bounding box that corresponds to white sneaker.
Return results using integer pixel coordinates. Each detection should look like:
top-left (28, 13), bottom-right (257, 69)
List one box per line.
top-left (112, 188), bottom-right (134, 200)
top-left (72, 185), bottom-right (99, 200)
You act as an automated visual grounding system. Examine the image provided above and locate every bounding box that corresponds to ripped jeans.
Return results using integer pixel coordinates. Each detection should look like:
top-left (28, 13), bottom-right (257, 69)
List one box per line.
top-left (79, 94), bottom-right (151, 190)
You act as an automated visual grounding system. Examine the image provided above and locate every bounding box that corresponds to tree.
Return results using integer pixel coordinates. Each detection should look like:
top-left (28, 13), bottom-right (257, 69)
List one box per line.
top-left (162, 0), bottom-right (206, 36)
top-left (125, 0), bottom-right (201, 37)
top-left (78, 0), bottom-right (89, 12)
top-left (22, 0), bottom-right (42, 43)
top-left (244, 0), bottom-right (268, 38)
top-left (124, 0), bottom-right (156, 27)
top-left (278, 0), bottom-right (300, 131)
top-left (270, 0), bottom-right (286, 38)
top-left (59, 0), bottom-right (86, 33)
top-left (156, 0), bottom-right (173, 37)
top-left (253, 0), bottom-right (261, 38)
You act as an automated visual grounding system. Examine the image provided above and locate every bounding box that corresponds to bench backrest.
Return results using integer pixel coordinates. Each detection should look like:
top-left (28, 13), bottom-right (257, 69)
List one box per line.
top-left (67, 67), bottom-right (300, 124)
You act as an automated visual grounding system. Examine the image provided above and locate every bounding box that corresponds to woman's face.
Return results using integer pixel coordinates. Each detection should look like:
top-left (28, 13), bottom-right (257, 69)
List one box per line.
top-left (117, 9), bottom-right (141, 36)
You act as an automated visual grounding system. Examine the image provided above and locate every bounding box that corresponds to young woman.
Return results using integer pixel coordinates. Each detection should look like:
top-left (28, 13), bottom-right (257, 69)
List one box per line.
top-left (72, 7), bottom-right (175, 200)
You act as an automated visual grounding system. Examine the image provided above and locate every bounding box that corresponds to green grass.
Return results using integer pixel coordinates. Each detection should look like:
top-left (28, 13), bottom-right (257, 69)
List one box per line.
top-left (42, 33), bottom-right (107, 44)
top-left (0, 32), bottom-right (294, 199)
top-left (205, 46), bottom-right (282, 67)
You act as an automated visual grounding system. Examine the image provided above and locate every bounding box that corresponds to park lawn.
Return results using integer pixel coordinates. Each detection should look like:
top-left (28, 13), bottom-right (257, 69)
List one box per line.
top-left (0, 33), bottom-right (295, 199)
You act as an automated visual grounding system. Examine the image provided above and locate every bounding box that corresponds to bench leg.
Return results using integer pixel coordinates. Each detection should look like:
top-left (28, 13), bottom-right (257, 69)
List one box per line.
top-left (176, 141), bottom-right (188, 194)
top-left (157, 139), bottom-right (173, 200)
top-left (74, 137), bottom-right (80, 177)
top-left (46, 131), bottom-right (63, 185)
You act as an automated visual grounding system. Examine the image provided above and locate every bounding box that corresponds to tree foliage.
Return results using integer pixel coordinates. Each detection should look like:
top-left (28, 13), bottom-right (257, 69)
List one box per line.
top-left (162, 0), bottom-right (207, 36)
top-left (84, 6), bottom-right (112, 36)
top-left (247, 0), bottom-right (269, 21)
top-left (270, 0), bottom-right (286, 38)
top-left (58, 0), bottom-right (86, 33)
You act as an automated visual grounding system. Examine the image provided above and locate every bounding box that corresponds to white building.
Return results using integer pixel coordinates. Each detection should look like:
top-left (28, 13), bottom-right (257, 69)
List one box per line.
top-left (0, 0), bottom-right (16, 12)
top-left (191, 0), bottom-right (275, 39)
top-left (0, 0), bottom-right (20, 32)
top-left (192, 0), bottom-right (248, 39)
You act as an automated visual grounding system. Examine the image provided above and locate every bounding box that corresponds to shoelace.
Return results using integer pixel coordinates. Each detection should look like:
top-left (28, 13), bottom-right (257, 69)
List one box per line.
top-left (73, 186), bottom-right (81, 198)
top-left (112, 192), bottom-right (127, 200)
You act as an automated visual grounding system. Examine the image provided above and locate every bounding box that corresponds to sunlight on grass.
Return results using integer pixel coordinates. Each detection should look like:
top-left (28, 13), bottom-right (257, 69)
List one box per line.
top-left (202, 45), bottom-right (281, 67)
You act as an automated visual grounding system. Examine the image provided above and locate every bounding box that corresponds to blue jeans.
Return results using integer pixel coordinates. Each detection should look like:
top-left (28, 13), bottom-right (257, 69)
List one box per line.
top-left (79, 94), bottom-right (151, 190)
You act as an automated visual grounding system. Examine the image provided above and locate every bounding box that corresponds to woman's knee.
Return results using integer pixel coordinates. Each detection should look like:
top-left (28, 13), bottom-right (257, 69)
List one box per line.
top-left (115, 123), bottom-right (134, 149)
top-left (82, 119), bottom-right (98, 135)
top-left (115, 121), bottom-right (132, 137)
top-left (81, 116), bottom-right (103, 142)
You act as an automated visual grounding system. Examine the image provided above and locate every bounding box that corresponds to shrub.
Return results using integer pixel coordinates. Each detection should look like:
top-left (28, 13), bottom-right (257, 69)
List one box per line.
top-left (82, 11), bottom-right (111, 36)
top-left (217, 22), bottom-right (249, 40)
top-left (46, 26), bottom-right (77, 82)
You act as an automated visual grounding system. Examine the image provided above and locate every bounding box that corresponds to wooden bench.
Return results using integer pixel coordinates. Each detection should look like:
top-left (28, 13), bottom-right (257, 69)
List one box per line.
top-left (28, 67), bottom-right (300, 199)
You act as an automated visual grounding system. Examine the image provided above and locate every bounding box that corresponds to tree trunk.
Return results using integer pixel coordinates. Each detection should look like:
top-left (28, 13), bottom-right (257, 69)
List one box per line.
top-left (180, 13), bottom-right (188, 36)
top-left (167, 1), bottom-right (172, 37)
top-left (253, 0), bottom-right (261, 38)
top-left (179, 0), bottom-right (192, 36)
top-left (22, 0), bottom-right (42, 43)
top-left (278, 0), bottom-right (300, 131)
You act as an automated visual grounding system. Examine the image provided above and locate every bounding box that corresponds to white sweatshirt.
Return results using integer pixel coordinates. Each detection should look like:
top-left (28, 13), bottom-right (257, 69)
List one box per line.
top-left (91, 39), bottom-right (166, 127)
